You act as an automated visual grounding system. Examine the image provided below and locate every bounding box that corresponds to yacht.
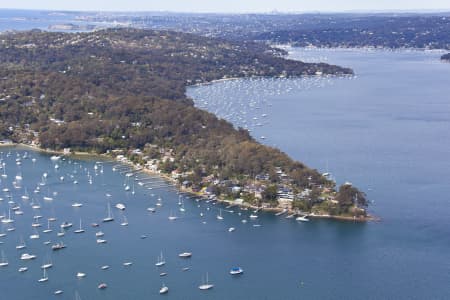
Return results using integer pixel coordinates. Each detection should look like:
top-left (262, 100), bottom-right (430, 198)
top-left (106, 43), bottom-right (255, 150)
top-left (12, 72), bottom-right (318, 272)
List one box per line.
top-left (228, 227), bottom-right (236, 232)
top-left (60, 221), bottom-right (73, 229)
top-left (249, 214), bottom-right (258, 219)
top-left (96, 238), bottom-right (107, 244)
top-left (18, 267), bottom-right (28, 272)
top-left (159, 283), bottom-right (169, 294)
top-left (76, 272), bottom-right (86, 278)
top-left (95, 231), bottom-right (104, 237)
top-left (98, 283), bottom-right (107, 289)
top-left (54, 290), bottom-right (63, 295)
top-left (178, 252), bottom-right (192, 258)
top-left (20, 253), bottom-right (37, 260)
top-left (115, 203), bottom-right (126, 210)
top-left (71, 202), bottom-right (83, 208)
top-left (147, 207), bottom-right (156, 212)
top-left (229, 267), bottom-right (244, 275)
top-left (52, 242), bottom-right (66, 251)
top-left (101, 265), bottom-right (110, 270)
top-left (296, 215), bottom-right (309, 222)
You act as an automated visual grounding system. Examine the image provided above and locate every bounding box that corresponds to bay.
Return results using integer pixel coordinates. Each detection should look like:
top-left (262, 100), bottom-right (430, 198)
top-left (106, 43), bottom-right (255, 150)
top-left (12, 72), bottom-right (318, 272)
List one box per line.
top-left (187, 48), bottom-right (450, 299)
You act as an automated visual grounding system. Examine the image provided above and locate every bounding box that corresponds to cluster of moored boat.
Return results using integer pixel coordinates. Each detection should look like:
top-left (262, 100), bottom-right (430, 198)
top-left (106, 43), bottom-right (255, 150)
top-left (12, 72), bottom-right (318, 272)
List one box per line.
top-left (0, 150), bottom-right (250, 297)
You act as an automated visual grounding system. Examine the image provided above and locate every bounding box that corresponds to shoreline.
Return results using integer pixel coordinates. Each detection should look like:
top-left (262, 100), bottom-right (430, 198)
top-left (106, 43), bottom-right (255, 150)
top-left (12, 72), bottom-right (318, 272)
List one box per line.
top-left (2, 143), bottom-right (376, 223)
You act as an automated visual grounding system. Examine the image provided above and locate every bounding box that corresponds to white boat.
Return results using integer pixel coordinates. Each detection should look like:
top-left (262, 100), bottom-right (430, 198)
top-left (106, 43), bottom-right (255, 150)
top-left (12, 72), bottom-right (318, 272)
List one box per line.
top-left (76, 272), bottom-right (86, 278)
top-left (0, 250), bottom-right (8, 267)
top-left (115, 203), bottom-right (126, 210)
top-left (95, 231), bottom-right (105, 237)
top-left (98, 283), bottom-right (107, 289)
top-left (229, 267), bottom-right (244, 275)
top-left (199, 273), bottom-right (214, 290)
top-left (1, 209), bottom-right (14, 224)
top-left (216, 209), bottom-right (223, 220)
top-left (96, 239), bottom-right (107, 244)
top-left (147, 207), bottom-right (156, 212)
top-left (123, 261), bottom-right (133, 266)
top-left (16, 236), bottom-right (26, 249)
top-left (155, 251), bottom-right (166, 267)
top-left (101, 265), bottom-right (110, 270)
top-left (18, 267), bottom-right (28, 272)
top-left (21, 189), bottom-right (30, 200)
top-left (50, 155), bottom-right (60, 161)
top-left (52, 242), bottom-right (66, 251)
top-left (60, 221), bottom-right (73, 229)
top-left (29, 228), bottom-right (40, 239)
top-left (20, 253), bottom-right (37, 260)
top-left (178, 252), bottom-right (192, 258)
top-left (228, 227), bottom-right (236, 232)
top-left (41, 256), bottom-right (53, 269)
top-left (296, 215), bottom-right (309, 222)
top-left (54, 290), bottom-right (63, 295)
top-left (43, 220), bottom-right (53, 233)
top-left (168, 211), bottom-right (178, 220)
top-left (249, 214), bottom-right (258, 219)
top-left (159, 283), bottom-right (169, 294)
top-left (74, 219), bottom-right (85, 233)
top-left (120, 215), bottom-right (129, 226)
top-left (38, 268), bottom-right (49, 282)
top-left (102, 202), bottom-right (114, 222)
top-left (72, 202), bottom-right (83, 208)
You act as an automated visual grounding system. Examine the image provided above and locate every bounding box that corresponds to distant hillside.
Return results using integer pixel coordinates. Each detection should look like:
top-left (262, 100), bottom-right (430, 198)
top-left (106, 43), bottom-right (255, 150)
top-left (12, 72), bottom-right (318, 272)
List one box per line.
top-left (0, 28), bottom-right (366, 216)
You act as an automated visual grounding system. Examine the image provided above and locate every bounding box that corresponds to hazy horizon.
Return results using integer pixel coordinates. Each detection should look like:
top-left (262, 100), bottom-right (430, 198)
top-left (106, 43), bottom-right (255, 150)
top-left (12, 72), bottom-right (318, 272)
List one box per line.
top-left (0, 0), bottom-right (450, 14)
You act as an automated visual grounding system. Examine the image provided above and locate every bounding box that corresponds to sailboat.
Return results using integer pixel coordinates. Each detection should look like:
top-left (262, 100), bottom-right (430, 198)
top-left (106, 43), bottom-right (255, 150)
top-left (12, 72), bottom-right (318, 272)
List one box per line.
top-left (74, 219), bottom-right (85, 233)
top-left (179, 198), bottom-right (185, 212)
top-left (21, 188), bottom-right (30, 200)
top-left (120, 215), bottom-right (128, 226)
top-left (198, 273), bottom-right (214, 290)
top-left (43, 220), bottom-right (53, 233)
top-left (16, 236), bottom-right (26, 249)
top-left (38, 268), bottom-right (49, 282)
top-left (41, 255), bottom-right (53, 269)
top-left (43, 188), bottom-right (53, 201)
top-left (102, 203), bottom-right (114, 222)
top-left (168, 211), bottom-right (178, 220)
top-left (0, 250), bottom-right (8, 267)
top-left (1, 164), bottom-right (6, 178)
top-left (1, 209), bottom-right (14, 224)
top-left (216, 209), bottom-right (224, 220)
top-left (155, 251), bottom-right (166, 267)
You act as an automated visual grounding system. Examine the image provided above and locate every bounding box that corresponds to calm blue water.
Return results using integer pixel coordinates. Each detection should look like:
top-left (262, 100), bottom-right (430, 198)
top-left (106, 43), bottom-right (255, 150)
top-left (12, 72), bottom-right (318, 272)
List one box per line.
top-left (1, 10), bottom-right (450, 296)
top-left (188, 48), bottom-right (450, 299)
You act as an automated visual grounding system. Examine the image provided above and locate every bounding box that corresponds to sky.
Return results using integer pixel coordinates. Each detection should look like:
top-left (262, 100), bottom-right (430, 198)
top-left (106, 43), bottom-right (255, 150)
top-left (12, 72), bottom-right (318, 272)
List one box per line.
top-left (0, 0), bottom-right (449, 13)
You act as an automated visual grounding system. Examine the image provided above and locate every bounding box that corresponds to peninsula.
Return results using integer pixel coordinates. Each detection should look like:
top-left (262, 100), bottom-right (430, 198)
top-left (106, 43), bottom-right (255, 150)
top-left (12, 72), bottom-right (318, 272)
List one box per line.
top-left (0, 29), bottom-right (368, 220)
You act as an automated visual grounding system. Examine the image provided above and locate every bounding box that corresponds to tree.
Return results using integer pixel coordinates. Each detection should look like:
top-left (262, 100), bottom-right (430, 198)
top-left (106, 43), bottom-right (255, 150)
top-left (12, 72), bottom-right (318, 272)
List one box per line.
top-left (336, 184), bottom-right (367, 212)
top-left (262, 184), bottom-right (278, 202)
